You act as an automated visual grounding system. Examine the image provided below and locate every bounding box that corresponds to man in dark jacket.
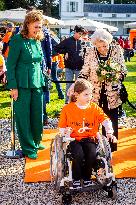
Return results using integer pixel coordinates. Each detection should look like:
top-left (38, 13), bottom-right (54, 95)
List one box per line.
top-left (41, 26), bottom-right (52, 125)
top-left (54, 25), bottom-right (86, 103)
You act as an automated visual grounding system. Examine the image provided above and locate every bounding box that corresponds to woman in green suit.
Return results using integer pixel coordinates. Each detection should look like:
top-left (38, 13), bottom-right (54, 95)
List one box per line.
top-left (7, 10), bottom-right (45, 159)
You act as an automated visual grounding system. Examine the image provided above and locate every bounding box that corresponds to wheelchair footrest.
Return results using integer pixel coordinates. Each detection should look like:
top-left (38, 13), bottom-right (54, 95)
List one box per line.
top-left (69, 184), bottom-right (103, 194)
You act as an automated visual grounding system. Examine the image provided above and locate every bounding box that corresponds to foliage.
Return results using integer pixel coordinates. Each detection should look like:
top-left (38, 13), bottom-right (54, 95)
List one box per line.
top-left (0, 0), bottom-right (5, 10)
top-left (4, 0), bottom-right (37, 9)
top-left (51, 3), bottom-right (59, 18)
top-left (38, 0), bottom-right (58, 16)
top-left (4, 0), bottom-right (58, 18)
top-left (97, 59), bottom-right (121, 82)
top-left (123, 57), bottom-right (136, 117)
top-left (0, 86), bottom-right (11, 118)
top-left (46, 84), bottom-right (65, 118)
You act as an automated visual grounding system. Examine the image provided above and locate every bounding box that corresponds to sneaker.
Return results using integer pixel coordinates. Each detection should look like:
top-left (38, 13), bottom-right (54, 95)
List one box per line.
top-left (83, 180), bottom-right (95, 188)
top-left (38, 144), bottom-right (46, 150)
top-left (73, 180), bottom-right (82, 190)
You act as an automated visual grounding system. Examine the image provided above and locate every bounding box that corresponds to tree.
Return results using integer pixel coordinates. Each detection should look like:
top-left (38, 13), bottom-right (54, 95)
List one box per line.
top-left (51, 3), bottom-right (59, 18)
top-left (4, 0), bottom-right (59, 18)
top-left (38, 0), bottom-right (57, 16)
top-left (4, 0), bottom-right (37, 10)
top-left (0, 0), bottom-right (5, 10)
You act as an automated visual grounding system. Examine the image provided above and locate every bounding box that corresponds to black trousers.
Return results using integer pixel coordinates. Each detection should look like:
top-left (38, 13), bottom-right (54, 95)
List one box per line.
top-left (99, 85), bottom-right (118, 152)
top-left (69, 139), bottom-right (96, 181)
top-left (102, 107), bottom-right (118, 152)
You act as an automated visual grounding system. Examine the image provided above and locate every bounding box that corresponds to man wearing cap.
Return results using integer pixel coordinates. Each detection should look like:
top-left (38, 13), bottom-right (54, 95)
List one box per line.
top-left (2, 22), bottom-right (15, 59)
top-left (54, 25), bottom-right (86, 103)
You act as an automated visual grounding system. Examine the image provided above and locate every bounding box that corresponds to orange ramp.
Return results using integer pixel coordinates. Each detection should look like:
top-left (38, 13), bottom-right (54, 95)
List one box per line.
top-left (112, 128), bottom-right (136, 178)
top-left (24, 129), bottom-right (59, 183)
top-left (24, 128), bottom-right (136, 183)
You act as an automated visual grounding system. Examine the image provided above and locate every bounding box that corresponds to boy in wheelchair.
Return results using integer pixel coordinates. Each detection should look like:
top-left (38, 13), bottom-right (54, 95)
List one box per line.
top-left (58, 79), bottom-right (117, 191)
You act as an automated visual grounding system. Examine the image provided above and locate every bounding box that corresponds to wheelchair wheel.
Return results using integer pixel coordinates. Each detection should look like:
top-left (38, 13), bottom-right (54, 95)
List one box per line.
top-left (50, 135), bottom-right (64, 191)
top-left (96, 136), bottom-right (114, 186)
top-left (62, 192), bottom-right (72, 205)
top-left (108, 185), bottom-right (117, 199)
top-left (101, 135), bottom-right (112, 160)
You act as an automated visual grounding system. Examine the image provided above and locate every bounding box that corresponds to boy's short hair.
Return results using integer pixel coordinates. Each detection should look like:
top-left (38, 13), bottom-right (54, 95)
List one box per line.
top-left (7, 22), bottom-right (14, 28)
top-left (74, 25), bottom-right (86, 33)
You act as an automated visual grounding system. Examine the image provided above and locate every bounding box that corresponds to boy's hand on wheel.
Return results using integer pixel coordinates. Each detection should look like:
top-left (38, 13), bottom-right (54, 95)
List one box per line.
top-left (107, 133), bottom-right (117, 143)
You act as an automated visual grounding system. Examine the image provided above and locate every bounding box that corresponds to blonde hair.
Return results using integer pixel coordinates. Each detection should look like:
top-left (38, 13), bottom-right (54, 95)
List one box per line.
top-left (91, 29), bottom-right (113, 45)
top-left (21, 10), bottom-right (44, 40)
top-left (70, 79), bottom-right (93, 102)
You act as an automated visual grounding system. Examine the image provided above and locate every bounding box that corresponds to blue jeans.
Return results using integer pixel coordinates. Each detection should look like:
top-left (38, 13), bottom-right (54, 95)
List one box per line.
top-left (65, 68), bottom-right (80, 103)
top-left (124, 49), bottom-right (130, 62)
top-left (51, 62), bottom-right (64, 98)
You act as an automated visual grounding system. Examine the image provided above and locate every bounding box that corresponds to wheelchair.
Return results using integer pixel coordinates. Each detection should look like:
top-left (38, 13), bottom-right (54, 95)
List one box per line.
top-left (50, 132), bottom-right (117, 205)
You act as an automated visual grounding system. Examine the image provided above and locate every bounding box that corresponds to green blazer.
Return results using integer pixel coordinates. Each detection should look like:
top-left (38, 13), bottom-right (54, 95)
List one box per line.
top-left (7, 34), bottom-right (45, 89)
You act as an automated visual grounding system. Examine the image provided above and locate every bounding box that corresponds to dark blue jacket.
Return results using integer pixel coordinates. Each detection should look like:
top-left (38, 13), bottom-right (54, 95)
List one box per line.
top-left (41, 27), bottom-right (52, 70)
top-left (54, 36), bottom-right (84, 70)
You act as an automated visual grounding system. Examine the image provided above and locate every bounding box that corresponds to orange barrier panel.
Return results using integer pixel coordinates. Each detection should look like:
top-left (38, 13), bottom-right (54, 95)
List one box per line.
top-left (24, 128), bottom-right (136, 183)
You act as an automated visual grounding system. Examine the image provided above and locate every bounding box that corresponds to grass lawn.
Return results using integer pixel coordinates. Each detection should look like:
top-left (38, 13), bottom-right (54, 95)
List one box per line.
top-left (123, 56), bottom-right (136, 117)
top-left (0, 57), bottom-right (136, 119)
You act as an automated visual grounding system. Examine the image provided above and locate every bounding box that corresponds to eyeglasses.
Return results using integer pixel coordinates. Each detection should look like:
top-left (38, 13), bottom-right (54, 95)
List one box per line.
top-left (34, 26), bottom-right (42, 29)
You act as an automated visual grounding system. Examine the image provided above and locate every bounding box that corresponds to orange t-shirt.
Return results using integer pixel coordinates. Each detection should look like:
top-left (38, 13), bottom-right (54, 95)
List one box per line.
top-left (52, 55), bottom-right (58, 62)
top-left (58, 102), bottom-right (108, 141)
top-left (58, 54), bottom-right (65, 69)
top-left (2, 31), bottom-right (13, 58)
top-left (52, 54), bottom-right (65, 69)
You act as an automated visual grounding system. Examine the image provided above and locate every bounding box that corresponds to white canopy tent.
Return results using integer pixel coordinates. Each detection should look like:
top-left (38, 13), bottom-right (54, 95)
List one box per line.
top-left (0, 8), bottom-right (26, 23)
top-left (63, 17), bottom-right (118, 32)
top-left (124, 22), bottom-right (136, 29)
top-left (43, 15), bottom-right (64, 27)
top-left (0, 8), bottom-right (65, 26)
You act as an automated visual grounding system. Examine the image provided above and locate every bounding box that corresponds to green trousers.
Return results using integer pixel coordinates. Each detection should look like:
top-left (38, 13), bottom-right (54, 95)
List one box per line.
top-left (13, 87), bottom-right (43, 156)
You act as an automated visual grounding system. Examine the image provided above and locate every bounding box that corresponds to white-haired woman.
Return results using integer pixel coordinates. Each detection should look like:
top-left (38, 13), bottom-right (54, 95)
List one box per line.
top-left (69, 29), bottom-right (127, 152)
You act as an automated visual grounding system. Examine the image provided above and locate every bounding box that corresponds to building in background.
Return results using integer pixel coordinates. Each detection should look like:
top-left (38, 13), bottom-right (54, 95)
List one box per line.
top-left (60, 0), bottom-right (136, 37)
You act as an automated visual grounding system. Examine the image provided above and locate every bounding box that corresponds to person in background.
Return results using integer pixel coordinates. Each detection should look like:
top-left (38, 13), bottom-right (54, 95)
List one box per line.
top-left (54, 25), bottom-right (86, 103)
top-left (6, 10), bottom-right (45, 159)
top-left (59, 79), bottom-right (116, 190)
top-left (41, 25), bottom-right (52, 125)
top-left (68, 29), bottom-right (127, 152)
top-left (124, 37), bottom-right (131, 62)
top-left (112, 38), bottom-right (127, 124)
top-left (133, 37), bottom-right (136, 50)
top-left (0, 42), bottom-right (6, 86)
top-left (51, 37), bottom-right (64, 99)
top-left (57, 54), bottom-right (65, 80)
top-left (118, 36), bottom-right (124, 49)
top-left (2, 22), bottom-right (15, 60)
